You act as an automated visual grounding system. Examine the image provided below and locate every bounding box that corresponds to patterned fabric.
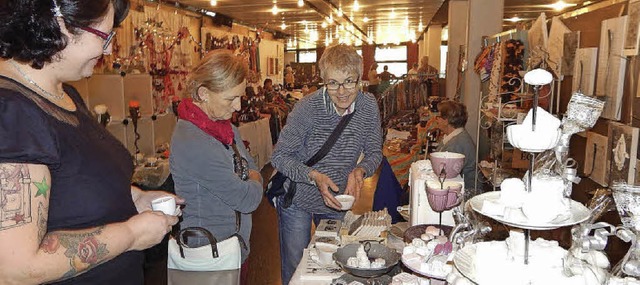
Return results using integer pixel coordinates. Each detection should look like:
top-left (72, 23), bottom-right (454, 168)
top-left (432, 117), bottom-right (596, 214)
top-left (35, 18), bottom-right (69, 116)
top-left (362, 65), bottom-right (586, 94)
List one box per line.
top-left (488, 42), bottom-right (504, 102)
top-left (500, 39), bottom-right (526, 104)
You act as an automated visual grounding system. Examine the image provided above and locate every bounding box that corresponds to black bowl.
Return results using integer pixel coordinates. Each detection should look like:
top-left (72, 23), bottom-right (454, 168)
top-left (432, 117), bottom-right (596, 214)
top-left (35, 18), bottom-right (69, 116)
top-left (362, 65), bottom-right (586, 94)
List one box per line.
top-left (333, 243), bottom-right (400, 278)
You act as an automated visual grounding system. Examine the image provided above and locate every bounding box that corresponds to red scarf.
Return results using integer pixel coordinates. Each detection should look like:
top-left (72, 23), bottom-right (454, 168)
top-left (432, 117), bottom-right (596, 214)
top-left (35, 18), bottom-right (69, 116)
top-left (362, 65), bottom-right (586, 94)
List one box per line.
top-left (177, 98), bottom-right (234, 145)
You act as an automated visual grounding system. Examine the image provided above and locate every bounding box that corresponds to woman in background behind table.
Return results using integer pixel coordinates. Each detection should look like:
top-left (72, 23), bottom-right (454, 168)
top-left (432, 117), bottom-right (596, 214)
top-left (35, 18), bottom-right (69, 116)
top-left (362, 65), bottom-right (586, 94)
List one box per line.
top-left (0, 0), bottom-right (180, 284)
top-left (271, 44), bottom-right (383, 285)
top-left (434, 100), bottom-right (477, 196)
top-left (170, 49), bottom-right (263, 284)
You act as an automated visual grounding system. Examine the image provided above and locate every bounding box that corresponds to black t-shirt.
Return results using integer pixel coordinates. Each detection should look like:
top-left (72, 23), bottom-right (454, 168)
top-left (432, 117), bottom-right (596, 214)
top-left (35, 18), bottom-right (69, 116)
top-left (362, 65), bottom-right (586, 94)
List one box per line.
top-left (0, 76), bottom-right (143, 284)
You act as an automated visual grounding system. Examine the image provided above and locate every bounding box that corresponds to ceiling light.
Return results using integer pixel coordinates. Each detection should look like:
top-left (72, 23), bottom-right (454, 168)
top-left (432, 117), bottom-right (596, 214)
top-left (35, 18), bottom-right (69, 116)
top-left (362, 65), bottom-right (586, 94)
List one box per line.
top-left (272, 4), bottom-right (278, 15)
top-left (418, 21), bottom-right (423, 31)
top-left (337, 8), bottom-right (343, 17)
top-left (404, 16), bottom-right (409, 27)
top-left (321, 21), bottom-right (328, 28)
top-left (281, 22), bottom-right (287, 30)
top-left (548, 1), bottom-right (577, 11)
top-left (390, 8), bottom-right (396, 19)
top-left (506, 16), bottom-right (522, 22)
top-left (210, 0), bottom-right (217, 6)
top-left (583, 1), bottom-right (593, 5)
top-left (298, 0), bottom-right (304, 7)
top-left (363, 16), bottom-right (369, 23)
top-left (353, 0), bottom-right (360, 12)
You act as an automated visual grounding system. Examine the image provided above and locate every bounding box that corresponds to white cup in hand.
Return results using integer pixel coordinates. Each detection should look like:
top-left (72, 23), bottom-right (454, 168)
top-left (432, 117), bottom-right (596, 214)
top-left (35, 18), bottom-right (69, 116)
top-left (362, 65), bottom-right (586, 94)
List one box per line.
top-left (151, 196), bottom-right (177, 215)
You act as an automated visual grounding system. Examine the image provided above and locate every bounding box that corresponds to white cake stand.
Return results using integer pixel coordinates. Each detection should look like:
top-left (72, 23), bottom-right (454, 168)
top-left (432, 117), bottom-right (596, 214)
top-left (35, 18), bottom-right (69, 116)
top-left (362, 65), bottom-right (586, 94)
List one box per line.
top-left (468, 192), bottom-right (590, 230)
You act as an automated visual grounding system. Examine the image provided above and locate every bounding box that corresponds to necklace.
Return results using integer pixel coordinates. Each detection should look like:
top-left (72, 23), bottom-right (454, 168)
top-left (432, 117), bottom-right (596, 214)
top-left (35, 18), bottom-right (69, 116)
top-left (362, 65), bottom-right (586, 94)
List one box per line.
top-left (8, 60), bottom-right (65, 100)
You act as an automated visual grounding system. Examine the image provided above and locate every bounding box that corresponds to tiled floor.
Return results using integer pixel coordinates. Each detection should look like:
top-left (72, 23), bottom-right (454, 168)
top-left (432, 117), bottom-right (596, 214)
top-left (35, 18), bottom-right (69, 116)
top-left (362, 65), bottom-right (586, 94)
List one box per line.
top-left (245, 171), bottom-right (380, 285)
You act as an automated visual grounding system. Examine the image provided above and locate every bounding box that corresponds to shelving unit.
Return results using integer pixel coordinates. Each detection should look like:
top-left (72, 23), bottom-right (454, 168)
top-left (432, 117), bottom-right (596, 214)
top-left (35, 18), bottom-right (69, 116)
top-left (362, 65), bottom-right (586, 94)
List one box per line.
top-left (67, 74), bottom-right (176, 157)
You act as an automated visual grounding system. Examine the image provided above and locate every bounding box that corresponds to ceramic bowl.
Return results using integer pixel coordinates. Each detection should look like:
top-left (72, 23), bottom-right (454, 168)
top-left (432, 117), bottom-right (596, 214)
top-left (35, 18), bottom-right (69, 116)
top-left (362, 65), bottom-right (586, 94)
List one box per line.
top-left (429, 152), bottom-right (465, 179)
top-left (507, 124), bottom-right (561, 153)
top-left (335, 195), bottom-right (355, 210)
top-left (333, 243), bottom-right (400, 278)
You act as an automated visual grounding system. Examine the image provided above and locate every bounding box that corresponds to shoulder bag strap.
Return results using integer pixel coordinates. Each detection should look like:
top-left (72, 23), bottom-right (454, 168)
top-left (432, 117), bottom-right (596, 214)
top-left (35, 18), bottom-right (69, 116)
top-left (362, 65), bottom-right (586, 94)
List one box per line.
top-left (304, 110), bottom-right (356, 167)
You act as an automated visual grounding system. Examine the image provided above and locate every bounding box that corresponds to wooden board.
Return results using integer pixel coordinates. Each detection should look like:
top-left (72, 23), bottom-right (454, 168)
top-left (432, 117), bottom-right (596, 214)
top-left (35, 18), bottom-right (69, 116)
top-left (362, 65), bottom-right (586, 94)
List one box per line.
top-left (608, 122), bottom-right (639, 185)
top-left (584, 131), bottom-right (609, 186)
top-left (596, 15), bottom-right (628, 120)
top-left (572, 48), bottom-right (598, 96)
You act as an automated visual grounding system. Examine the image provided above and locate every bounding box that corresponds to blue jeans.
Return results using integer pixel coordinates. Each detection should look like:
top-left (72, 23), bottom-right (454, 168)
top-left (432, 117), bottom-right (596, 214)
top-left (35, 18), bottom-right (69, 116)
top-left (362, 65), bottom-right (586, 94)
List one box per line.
top-left (276, 198), bottom-right (345, 285)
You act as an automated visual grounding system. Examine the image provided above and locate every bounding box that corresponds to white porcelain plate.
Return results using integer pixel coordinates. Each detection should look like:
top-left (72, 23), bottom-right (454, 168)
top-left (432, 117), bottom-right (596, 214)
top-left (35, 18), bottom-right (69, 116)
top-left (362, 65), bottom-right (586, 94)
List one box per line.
top-left (469, 192), bottom-right (590, 230)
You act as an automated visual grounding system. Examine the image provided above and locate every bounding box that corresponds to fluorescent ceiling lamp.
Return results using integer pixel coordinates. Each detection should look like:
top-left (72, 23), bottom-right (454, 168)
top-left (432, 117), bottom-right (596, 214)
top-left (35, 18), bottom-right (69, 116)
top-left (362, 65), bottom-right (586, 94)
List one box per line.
top-left (210, 0), bottom-right (217, 6)
top-left (204, 10), bottom-right (216, 17)
top-left (272, 4), bottom-right (278, 15)
top-left (281, 22), bottom-right (287, 30)
top-left (298, 0), bottom-right (304, 7)
top-left (321, 21), bottom-right (328, 28)
top-left (363, 16), bottom-right (369, 23)
top-left (547, 1), bottom-right (577, 11)
top-left (353, 0), bottom-right (360, 12)
top-left (506, 16), bottom-right (522, 22)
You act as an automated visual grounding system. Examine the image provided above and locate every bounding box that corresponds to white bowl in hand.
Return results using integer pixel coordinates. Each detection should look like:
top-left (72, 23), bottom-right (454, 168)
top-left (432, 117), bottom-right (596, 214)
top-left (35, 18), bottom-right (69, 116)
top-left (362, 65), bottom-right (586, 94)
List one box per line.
top-left (335, 195), bottom-right (355, 210)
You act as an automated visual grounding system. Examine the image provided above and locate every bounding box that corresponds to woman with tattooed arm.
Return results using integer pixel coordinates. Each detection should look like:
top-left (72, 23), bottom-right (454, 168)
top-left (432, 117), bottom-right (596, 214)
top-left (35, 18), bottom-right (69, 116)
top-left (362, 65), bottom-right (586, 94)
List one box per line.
top-left (0, 0), bottom-right (179, 284)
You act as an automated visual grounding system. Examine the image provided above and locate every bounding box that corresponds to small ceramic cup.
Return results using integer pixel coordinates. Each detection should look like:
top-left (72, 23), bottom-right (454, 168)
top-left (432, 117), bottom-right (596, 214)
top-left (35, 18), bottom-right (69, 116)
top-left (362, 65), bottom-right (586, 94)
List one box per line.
top-left (335, 195), bottom-right (355, 210)
top-left (151, 196), bottom-right (177, 215)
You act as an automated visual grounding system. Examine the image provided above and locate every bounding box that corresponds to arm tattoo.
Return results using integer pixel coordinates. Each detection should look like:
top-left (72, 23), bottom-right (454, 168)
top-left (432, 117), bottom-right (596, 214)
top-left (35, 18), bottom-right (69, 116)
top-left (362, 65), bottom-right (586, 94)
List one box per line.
top-left (37, 202), bottom-right (47, 242)
top-left (41, 227), bottom-right (110, 279)
top-left (0, 164), bottom-right (33, 230)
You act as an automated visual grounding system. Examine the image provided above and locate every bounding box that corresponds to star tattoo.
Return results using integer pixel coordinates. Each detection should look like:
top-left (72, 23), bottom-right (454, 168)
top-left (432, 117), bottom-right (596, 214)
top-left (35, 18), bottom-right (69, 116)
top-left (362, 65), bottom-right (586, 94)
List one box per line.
top-left (11, 213), bottom-right (25, 224)
top-left (34, 177), bottom-right (49, 198)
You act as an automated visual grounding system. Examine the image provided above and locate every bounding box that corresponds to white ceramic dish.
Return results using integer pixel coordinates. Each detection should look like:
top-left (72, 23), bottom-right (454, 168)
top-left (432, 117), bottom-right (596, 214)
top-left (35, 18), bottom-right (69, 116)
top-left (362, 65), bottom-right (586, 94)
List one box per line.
top-left (335, 194), bottom-right (355, 210)
top-left (506, 124), bottom-right (561, 153)
top-left (401, 252), bottom-right (451, 280)
top-left (468, 192), bottom-right (590, 230)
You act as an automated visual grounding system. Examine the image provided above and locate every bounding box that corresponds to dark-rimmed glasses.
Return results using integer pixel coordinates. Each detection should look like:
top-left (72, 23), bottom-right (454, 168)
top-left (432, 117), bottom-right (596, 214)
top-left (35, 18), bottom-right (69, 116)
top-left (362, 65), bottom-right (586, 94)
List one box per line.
top-left (325, 79), bottom-right (359, 90)
top-left (78, 26), bottom-right (116, 51)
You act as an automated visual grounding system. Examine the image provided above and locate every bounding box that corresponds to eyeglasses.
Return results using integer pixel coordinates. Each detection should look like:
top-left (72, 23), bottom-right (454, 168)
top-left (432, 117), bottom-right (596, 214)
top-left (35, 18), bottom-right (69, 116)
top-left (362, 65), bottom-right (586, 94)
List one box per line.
top-left (78, 26), bottom-right (116, 51)
top-left (325, 79), bottom-right (359, 90)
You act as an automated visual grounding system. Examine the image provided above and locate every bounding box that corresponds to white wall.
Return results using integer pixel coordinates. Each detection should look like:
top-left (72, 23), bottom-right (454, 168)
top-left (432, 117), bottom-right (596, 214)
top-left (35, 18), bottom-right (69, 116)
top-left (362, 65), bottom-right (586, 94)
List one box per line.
top-left (259, 39), bottom-right (285, 85)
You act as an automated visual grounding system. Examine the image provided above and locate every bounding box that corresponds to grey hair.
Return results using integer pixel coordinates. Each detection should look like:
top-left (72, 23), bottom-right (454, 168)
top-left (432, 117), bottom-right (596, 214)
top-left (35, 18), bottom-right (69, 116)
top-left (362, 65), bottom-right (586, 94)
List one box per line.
top-left (317, 44), bottom-right (363, 80)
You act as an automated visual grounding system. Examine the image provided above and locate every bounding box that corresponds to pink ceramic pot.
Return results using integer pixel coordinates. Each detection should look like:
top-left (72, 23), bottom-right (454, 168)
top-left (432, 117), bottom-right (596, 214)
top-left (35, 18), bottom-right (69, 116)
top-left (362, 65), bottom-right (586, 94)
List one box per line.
top-left (425, 181), bottom-right (462, 212)
top-left (429, 152), bottom-right (465, 179)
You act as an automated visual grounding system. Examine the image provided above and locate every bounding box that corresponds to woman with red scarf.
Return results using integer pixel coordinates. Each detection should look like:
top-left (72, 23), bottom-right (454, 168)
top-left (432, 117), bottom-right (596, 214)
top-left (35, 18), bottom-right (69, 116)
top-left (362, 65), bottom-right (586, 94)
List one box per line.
top-left (169, 50), bottom-right (263, 284)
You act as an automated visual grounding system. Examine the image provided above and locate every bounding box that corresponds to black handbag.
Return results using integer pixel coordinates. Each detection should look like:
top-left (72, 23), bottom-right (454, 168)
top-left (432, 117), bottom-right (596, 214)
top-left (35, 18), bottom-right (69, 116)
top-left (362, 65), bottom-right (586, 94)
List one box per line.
top-left (265, 111), bottom-right (355, 208)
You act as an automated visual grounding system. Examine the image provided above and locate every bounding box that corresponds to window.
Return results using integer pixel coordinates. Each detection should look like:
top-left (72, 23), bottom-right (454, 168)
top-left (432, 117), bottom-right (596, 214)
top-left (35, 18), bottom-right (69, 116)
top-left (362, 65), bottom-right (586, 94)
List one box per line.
top-left (298, 50), bottom-right (316, 63)
top-left (440, 45), bottom-right (448, 78)
top-left (375, 45), bottom-right (408, 77)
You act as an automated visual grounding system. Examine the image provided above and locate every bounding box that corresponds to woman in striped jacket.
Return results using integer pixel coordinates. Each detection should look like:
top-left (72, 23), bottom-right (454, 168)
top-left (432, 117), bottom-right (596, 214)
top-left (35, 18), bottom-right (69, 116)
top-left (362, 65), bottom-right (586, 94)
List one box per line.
top-left (271, 44), bottom-right (383, 285)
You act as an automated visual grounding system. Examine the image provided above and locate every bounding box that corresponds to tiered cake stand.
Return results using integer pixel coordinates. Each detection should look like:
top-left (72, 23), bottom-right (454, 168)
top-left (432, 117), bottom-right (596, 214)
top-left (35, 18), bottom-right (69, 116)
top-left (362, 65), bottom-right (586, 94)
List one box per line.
top-left (452, 69), bottom-right (591, 284)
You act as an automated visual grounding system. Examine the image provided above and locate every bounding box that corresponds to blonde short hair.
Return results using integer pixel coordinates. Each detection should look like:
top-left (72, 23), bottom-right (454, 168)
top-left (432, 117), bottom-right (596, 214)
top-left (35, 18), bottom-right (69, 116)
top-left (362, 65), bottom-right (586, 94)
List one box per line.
top-left (187, 49), bottom-right (248, 102)
top-left (317, 44), bottom-right (363, 80)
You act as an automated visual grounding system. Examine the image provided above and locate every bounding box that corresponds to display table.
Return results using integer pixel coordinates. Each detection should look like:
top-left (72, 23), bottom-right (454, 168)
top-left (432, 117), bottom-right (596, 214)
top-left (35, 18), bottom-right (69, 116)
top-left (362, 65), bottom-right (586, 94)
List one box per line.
top-left (290, 248), bottom-right (343, 285)
top-left (238, 115), bottom-right (273, 169)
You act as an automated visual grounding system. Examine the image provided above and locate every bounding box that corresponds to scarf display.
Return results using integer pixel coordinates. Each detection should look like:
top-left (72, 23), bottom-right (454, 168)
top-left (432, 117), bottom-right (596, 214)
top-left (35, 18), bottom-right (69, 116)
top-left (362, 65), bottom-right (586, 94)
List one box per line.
top-left (177, 98), bottom-right (234, 145)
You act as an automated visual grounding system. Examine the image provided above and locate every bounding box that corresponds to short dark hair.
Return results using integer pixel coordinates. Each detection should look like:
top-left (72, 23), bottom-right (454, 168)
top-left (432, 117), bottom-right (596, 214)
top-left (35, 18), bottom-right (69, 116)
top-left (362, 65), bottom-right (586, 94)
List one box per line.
top-left (264, 78), bottom-right (273, 85)
top-left (0, 0), bottom-right (130, 69)
top-left (438, 100), bottom-right (468, 128)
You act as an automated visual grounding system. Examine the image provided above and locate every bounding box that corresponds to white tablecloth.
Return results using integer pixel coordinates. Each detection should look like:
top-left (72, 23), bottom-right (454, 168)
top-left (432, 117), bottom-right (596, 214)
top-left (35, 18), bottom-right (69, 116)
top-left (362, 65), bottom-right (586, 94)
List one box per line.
top-left (290, 248), bottom-right (342, 285)
top-left (238, 116), bottom-right (273, 169)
